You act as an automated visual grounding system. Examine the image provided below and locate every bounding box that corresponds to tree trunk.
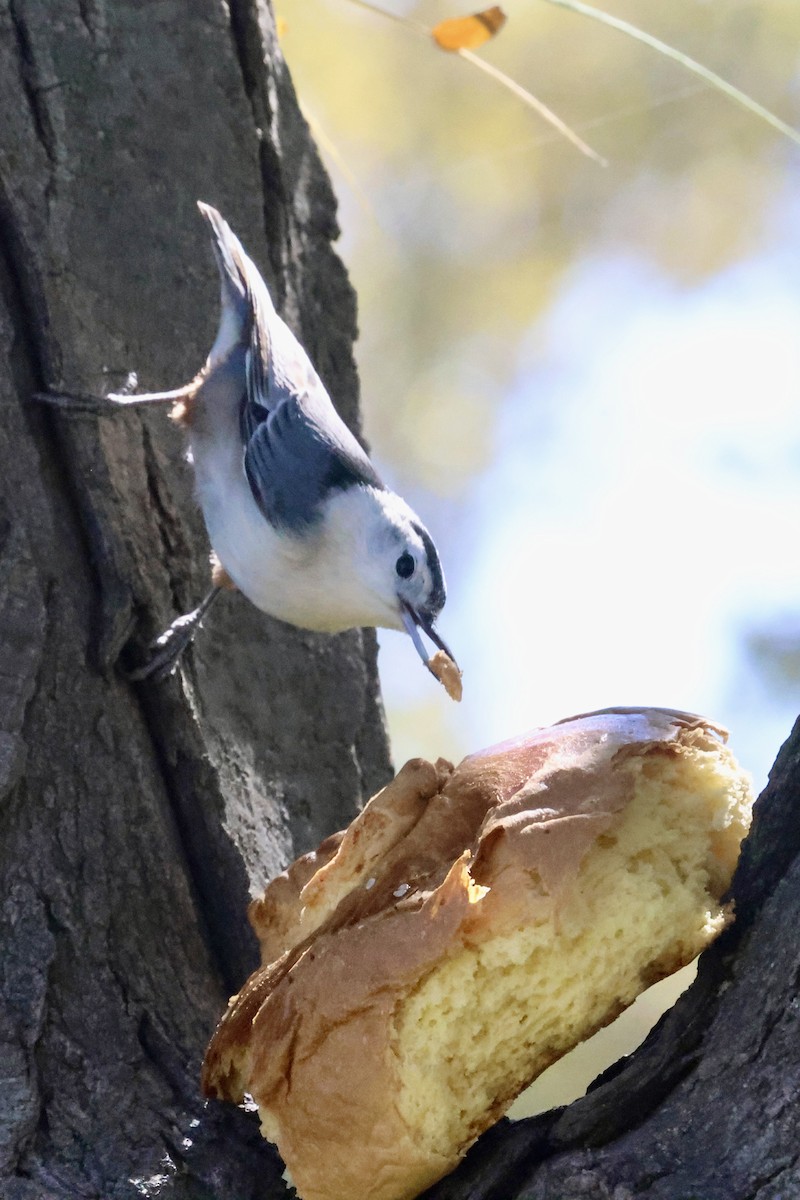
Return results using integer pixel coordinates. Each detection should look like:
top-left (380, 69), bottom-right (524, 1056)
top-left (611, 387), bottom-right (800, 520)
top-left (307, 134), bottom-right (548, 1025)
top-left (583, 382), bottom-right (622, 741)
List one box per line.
top-left (0, 2), bottom-right (391, 1197)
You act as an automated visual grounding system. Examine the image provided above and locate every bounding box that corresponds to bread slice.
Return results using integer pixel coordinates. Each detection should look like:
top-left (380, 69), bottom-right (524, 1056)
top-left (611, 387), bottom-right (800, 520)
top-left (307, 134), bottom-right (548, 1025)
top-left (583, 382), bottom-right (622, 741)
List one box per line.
top-left (203, 707), bottom-right (753, 1200)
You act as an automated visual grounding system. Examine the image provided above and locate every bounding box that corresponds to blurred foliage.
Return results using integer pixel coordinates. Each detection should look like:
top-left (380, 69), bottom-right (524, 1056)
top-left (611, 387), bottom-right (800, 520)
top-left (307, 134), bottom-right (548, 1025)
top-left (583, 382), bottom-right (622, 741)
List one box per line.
top-left (277, 0), bottom-right (799, 496)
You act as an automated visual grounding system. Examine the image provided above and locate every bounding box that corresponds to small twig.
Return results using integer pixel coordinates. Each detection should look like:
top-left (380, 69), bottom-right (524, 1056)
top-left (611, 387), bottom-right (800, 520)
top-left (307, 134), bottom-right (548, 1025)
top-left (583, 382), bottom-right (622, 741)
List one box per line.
top-left (537, 0), bottom-right (800, 148)
top-left (456, 47), bottom-right (607, 166)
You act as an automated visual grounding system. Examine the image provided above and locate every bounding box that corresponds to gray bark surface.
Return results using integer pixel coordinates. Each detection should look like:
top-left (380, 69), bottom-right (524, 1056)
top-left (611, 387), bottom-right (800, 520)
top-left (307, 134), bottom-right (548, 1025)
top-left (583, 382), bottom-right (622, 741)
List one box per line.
top-left (0, 2), bottom-right (391, 1196)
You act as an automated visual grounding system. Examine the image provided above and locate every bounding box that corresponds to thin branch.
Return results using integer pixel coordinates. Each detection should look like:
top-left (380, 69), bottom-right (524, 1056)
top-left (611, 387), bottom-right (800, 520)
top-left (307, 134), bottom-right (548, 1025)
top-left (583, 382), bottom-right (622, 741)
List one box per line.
top-left (456, 47), bottom-right (607, 165)
top-left (537, 0), bottom-right (800, 148)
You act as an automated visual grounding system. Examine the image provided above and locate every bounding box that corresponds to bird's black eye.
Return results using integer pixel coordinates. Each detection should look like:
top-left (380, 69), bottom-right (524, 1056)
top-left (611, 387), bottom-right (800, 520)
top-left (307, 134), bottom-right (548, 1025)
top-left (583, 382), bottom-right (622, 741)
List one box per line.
top-left (395, 552), bottom-right (415, 580)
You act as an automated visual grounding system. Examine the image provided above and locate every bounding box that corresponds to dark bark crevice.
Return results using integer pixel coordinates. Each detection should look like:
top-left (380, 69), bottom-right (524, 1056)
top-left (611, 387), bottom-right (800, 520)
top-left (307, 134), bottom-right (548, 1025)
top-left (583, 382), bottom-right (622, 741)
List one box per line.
top-left (0, 176), bottom-right (241, 1007)
top-left (226, 0), bottom-right (289, 292)
top-left (75, 0), bottom-right (108, 51)
top-left (7, 0), bottom-right (59, 172)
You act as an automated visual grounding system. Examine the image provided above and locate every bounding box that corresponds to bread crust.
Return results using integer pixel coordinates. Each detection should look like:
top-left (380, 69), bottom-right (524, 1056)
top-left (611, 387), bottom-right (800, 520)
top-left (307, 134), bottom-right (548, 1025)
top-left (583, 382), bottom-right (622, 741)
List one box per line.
top-left (203, 707), bottom-right (753, 1200)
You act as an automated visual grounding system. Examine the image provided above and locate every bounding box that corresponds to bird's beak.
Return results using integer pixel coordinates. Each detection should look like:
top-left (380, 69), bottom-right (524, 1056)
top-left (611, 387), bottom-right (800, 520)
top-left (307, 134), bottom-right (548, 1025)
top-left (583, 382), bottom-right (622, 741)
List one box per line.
top-left (401, 603), bottom-right (458, 675)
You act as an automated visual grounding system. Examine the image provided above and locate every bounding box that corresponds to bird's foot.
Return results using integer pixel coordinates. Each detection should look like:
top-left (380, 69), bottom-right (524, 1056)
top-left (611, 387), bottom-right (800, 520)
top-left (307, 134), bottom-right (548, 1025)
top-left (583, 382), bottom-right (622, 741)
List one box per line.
top-left (125, 588), bottom-right (221, 682)
top-left (125, 611), bottom-right (202, 682)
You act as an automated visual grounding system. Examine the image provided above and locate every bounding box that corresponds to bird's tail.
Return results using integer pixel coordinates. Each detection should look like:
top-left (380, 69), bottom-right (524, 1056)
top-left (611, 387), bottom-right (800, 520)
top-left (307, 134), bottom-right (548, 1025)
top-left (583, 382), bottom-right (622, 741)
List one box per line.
top-left (197, 201), bottom-right (275, 369)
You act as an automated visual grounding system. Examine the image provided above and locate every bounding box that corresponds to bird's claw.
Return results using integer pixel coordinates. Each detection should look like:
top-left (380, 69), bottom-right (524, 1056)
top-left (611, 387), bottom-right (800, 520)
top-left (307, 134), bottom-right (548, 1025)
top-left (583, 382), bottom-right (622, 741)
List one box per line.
top-left (125, 613), bottom-right (199, 682)
top-left (113, 372), bottom-right (141, 397)
top-left (124, 589), bottom-right (221, 682)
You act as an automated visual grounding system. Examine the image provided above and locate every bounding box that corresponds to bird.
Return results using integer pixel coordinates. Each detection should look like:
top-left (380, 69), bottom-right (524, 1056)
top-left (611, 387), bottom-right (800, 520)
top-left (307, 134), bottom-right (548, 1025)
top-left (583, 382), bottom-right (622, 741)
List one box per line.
top-left (40, 203), bottom-right (456, 683)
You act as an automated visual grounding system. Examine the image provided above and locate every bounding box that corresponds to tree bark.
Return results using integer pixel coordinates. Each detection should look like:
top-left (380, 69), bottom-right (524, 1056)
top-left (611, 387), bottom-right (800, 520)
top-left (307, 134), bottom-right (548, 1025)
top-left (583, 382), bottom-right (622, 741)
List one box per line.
top-left (0, 2), bottom-right (391, 1197)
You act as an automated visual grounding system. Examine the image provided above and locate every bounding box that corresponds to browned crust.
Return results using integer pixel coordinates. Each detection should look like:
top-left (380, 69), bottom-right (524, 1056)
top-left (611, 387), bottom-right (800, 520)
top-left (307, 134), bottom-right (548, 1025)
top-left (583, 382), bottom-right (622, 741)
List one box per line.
top-left (204, 708), bottom-right (726, 1090)
top-left (202, 707), bottom-right (745, 1200)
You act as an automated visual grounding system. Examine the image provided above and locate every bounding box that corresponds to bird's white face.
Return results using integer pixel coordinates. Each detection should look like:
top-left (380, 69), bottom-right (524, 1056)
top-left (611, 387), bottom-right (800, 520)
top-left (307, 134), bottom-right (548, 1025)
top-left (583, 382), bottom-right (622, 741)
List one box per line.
top-left (312, 487), bottom-right (454, 666)
top-left (361, 488), bottom-right (445, 625)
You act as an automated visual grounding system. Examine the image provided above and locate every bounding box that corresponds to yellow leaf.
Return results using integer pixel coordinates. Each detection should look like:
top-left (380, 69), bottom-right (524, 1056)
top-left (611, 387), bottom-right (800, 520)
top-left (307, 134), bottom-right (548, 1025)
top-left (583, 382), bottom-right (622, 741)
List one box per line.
top-left (432, 6), bottom-right (507, 52)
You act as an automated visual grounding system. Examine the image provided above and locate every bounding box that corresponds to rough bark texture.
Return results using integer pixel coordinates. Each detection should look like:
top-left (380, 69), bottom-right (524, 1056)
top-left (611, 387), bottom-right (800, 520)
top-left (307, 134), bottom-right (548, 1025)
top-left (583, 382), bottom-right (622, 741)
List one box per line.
top-left (0, 2), bottom-right (392, 1197)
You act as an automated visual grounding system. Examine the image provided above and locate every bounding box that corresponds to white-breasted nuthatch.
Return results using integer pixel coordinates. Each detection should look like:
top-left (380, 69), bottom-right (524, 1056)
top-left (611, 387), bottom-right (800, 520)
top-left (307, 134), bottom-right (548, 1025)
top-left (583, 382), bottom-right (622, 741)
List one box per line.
top-left (41, 204), bottom-right (455, 683)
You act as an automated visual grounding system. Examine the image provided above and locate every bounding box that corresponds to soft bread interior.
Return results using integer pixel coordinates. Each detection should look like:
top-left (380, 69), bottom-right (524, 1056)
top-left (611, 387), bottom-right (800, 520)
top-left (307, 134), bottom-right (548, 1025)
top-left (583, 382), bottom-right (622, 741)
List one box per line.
top-left (393, 736), bottom-right (751, 1157)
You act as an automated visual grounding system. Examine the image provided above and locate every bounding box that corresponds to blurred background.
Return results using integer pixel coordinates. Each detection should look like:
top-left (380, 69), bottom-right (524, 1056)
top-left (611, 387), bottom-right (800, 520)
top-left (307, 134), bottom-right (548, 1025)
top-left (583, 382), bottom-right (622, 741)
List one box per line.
top-left (277, 0), bottom-right (800, 1110)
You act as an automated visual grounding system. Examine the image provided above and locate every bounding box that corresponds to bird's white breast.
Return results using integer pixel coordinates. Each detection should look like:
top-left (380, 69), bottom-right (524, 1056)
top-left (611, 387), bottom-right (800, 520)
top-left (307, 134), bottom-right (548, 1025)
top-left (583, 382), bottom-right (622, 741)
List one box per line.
top-left (188, 399), bottom-right (403, 633)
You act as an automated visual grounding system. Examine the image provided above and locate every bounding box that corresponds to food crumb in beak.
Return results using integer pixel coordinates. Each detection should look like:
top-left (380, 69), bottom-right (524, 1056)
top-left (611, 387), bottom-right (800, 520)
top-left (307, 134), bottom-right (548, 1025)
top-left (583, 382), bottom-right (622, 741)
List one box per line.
top-left (428, 649), bottom-right (463, 702)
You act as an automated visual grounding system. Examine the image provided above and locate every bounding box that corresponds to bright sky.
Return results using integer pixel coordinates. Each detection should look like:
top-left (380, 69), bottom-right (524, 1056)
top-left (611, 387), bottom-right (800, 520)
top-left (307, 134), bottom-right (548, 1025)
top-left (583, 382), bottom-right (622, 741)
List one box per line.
top-left (378, 230), bottom-right (800, 794)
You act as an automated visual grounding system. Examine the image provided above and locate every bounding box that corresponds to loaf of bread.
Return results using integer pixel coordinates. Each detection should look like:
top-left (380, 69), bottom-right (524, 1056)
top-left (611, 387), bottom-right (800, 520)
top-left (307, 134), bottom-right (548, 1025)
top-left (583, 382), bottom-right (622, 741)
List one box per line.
top-left (203, 707), bottom-right (753, 1200)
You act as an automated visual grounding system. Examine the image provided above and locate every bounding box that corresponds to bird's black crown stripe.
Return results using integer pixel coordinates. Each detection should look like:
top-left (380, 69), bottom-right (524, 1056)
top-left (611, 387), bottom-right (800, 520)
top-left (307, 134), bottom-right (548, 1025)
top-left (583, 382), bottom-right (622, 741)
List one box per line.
top-left (412, 521), bottom-right (446, 615)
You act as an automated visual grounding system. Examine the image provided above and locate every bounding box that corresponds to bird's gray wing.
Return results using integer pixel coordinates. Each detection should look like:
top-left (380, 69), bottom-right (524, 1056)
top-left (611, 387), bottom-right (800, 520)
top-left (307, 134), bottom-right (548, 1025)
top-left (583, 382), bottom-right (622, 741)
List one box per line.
top-left (242, 382), bottom-right (382, 532)
top-left (241, 275), bottom-right (381, 532)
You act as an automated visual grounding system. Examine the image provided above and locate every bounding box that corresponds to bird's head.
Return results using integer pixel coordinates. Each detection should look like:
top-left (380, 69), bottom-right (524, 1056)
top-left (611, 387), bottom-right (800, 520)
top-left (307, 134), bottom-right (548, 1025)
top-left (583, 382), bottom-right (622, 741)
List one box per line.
top-left (360, 488), bottom-right (456, 670)
top-left (307, 485), bottom-right (456, 674)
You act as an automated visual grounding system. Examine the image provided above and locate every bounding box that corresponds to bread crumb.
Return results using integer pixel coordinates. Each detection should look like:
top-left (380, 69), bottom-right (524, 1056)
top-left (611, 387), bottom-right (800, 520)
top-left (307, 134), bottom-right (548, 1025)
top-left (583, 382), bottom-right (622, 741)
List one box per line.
top-left (428, 650), bottom-right (463, 702)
